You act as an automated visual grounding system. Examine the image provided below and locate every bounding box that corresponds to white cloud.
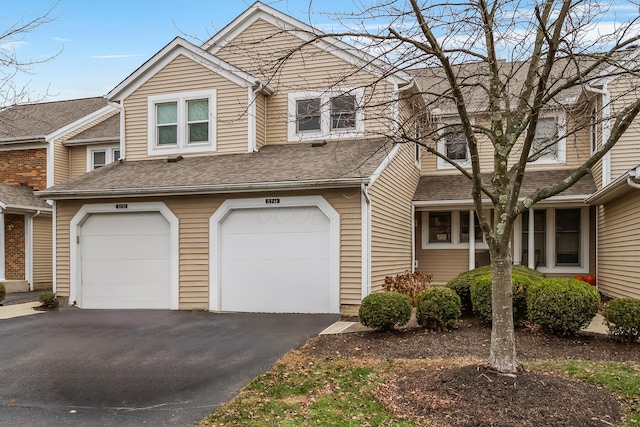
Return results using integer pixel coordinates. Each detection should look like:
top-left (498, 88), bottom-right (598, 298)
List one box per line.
top-left (0, 41), bottom-right (28, 51)
top-left (53, 37), bottom-right (72, 42)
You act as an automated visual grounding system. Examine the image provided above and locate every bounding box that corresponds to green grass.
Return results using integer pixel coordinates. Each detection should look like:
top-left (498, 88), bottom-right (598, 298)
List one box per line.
top-left (528, 360), bottom-right (640, 426)
top-left (202, 355), bottom-right (640, 427)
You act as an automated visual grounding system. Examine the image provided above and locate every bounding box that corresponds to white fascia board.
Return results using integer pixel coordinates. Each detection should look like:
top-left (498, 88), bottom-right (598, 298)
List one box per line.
top-left (413, 194), bottom-right (590, 209)
top-left (369, 143), bottom-right (400, 187)
top-left (202, 3), bottom-right (411, 85)
top-left (3, 204), bottom-right (52, 213)
top-left (585, 169), bottom-right (634, 205)
top-left (107, 37), bottom-right (272, 102)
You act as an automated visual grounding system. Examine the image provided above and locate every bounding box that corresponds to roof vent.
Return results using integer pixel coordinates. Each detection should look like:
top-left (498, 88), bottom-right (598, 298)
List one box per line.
top-left (167, 155), bottom-right (184, 163)
top-left (311, 140), bottom-right (327, 148)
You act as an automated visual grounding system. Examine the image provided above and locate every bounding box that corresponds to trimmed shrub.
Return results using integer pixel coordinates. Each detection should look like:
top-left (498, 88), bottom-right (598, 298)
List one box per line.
top-left (383, 270), bottom-right (432, 306)
top-left (38, 291), bottom-right (56, 307)
top-left (358, 292), bottom-right (411, 332)
top-left (470, 274), bottom-right (533, 324)
top-left (603, 298), bottom-right (640, 342)
top-left (415, 287), bottom-right (461, 331)
top-left (447, 264), bottom-right (544, 315)
top-left (0, 282), bottom-right (5, 304)
top-left (527, 278), bottom-right (600, 335)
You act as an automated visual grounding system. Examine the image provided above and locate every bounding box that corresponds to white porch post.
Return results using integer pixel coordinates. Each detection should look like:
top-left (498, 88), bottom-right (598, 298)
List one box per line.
top-left (528, 209), bottom-right (535, 268)
top-left (468, 209), bottom-right (475, 270)
top-left (0, 210), bottom-right (5, 282)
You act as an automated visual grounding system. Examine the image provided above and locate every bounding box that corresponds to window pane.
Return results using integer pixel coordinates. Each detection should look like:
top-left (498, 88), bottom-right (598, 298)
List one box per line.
top-left (158, 125), bottom-right (177, 145)
top-left (92, 151), bottom-right (106, 169)
top-left (157, 102), bottom-right (177, 124)
top-left (521, 210), bottom-right (546, 267)
top-left (331, 95), bottom-right (356, 130)
top-left (429, 212), bottom-right (451, 243)
top-left (296, 99), bottom-right (321, 133)
top-left (187, 99), bottom-right (208, 122)
top-left (531, 117), bottom-right (558, 158)
top-left (556, 209), bottom-right (580, 265)
top-left (113, 149), bottom-right (120, 161)
top-left (189, 122), bottom-right (208, 143)
top-left (443, 125), bottom-right (467, 160)
top-left (460, 211), bottom-right (483, 243)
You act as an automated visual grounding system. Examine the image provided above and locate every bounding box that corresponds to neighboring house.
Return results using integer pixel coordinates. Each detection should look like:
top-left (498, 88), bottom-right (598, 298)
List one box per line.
top-left (38, 2), bottom-right (421, 314)
top-left (31, 3), bottom-right (640, 313)
top-left (0, 97), bottom-right (116, 292)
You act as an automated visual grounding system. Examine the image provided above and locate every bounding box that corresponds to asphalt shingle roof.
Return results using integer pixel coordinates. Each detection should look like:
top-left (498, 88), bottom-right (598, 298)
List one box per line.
top-left (37, 138), bottom-right (393, 199)
top-left (66, 113), bottom-right (119, 143)
top-left (0, 183), bottom-right (51, 210)
top-left (0, 97), bottom-right (107, 142)
top-left (413, 169), bottom-right (597, 202)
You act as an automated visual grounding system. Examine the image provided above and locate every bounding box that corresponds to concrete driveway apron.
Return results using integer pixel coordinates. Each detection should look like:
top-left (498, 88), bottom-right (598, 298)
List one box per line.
top-left (0, 308), bottom-right (337, 426)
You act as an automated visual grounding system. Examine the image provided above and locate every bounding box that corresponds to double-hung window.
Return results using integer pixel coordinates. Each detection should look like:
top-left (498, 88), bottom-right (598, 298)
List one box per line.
top-left (528, 114), bottom-right (566, 164)
top-left (422, 210), bottom-right (486, 248)
top-left (148, 90), bottom-right (216, 156)
top-left (436, 122), bottom-right (470, 169)
top-left (288, 89), bottom-right (364, 141)
top-left (88, 145), bottom-right (121, 171)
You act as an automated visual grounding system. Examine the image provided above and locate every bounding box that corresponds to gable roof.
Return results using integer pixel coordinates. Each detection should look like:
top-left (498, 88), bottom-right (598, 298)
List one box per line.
top-left (201, 1), bottom-right (413, 86)
top-left (37, 138), bottom-right (393, 199)
top-left (0, 183), bottom-right (51, 212)
top-left (413, 169), bottom-right (597, 204)
top-left (0, 97), bottom-right (108, 143)
top-left (64, 113), bottom-right (120, 145)
top-left (107, 37), bottom-right (273, 101)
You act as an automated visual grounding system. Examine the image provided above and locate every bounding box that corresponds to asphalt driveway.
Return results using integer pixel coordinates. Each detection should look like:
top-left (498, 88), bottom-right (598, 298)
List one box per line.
top-left (0, 308), bottom-right (337, 426)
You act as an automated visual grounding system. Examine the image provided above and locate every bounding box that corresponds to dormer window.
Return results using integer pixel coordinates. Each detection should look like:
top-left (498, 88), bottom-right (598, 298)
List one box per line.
top-left (528, 113), bottom-right (566, 164)
top-left (148, 89), bottom-right (216, 156)
top-left (288, 89), bottom-right (364, 141)
top-left (87, 145), bottom-right (120, 171)
top-left (436, 121), bottom-right (471, 169)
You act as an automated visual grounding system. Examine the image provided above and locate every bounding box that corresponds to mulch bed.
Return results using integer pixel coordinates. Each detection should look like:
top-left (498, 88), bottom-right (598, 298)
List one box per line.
top-left (300, 317), bottom-right (638, 426)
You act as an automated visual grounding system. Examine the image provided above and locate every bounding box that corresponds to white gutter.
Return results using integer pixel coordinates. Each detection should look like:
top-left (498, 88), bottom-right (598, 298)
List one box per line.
top-left (390, 80), bottom-right (417, 134)
top-left (585, 83), bottom-right (612, 186)
top-left (37, 178), bottom-right (370, 200)
top-left (413, 194), bottom-right (591, 208)
top-left (107, 101), bottom-right (125, 160)
top-left (361, 183), bottom-right (372, 299)
top-left (627, 165), bottom-right (640, 189)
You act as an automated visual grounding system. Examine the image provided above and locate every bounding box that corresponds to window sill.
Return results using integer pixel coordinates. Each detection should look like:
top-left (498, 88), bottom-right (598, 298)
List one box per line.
top-left (148, 143), bottom-right (215, 157)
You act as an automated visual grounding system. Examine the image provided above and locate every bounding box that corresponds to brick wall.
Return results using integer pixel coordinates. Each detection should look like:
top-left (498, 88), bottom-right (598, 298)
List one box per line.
top-left (0, 148), bottom-right (47, 191)
top-left (5, 214), bottom-right (25, 280)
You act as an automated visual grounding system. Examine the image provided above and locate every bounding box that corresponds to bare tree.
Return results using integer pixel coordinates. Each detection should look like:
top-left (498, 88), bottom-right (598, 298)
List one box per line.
top-left (314, 0), bottom-right (640, 374)
top-left (0, 3), bottom-right (58, 108)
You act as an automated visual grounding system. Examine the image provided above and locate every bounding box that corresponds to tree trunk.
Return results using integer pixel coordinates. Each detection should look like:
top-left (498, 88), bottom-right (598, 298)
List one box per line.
top-left (486, 252), bottom-right (520, 374)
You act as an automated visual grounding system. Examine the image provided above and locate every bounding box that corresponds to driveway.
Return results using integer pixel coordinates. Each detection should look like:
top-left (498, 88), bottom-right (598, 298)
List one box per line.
top-left (0, 308), bottom-right (337, 426)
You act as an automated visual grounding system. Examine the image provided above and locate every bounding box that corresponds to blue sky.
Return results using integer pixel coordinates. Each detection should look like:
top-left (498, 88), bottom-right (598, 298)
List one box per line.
top-left (2, 0), bottom-right (639, 102)
top-left (1, 0), bottom-right (353, 101)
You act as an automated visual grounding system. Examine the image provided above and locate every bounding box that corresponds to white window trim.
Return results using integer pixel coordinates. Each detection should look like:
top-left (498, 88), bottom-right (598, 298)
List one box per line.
top-left (513, 206), bottom-right (589, 274)
top-left (436, 119), bottom-right (472, 170)
top-left (421, 209), bottom-right (488, 250)
top-left (590, 105), bottom-right (598, 155)
top-left (287, 88), bottom-right (364, 142)
top-left (147, 89), bottom-right (217, 156)
top-left (528, 112), bottom-right (567, 165)
top-left (86, 144), bottom-right (120, 171)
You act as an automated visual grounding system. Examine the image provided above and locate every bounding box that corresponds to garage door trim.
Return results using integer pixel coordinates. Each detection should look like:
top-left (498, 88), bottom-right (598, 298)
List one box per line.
top-left (209, 196), bottom-right (340, 312)
top-left (69, 202), bottom-right (179, 310)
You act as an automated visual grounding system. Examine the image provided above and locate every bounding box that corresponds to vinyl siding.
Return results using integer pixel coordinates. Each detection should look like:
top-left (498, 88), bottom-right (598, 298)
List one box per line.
top-left (597, 191), bottom-right (640, 299)
top-left (420, 111), bottom-right (591, 176)
top-left (608, 77), bottom-right (640, 181)
top-left (32, 214), bottom-right (52, 289)
top-left (123, 54), bottom-right (249, 161)
top-left (69, 146), bottom-right (87, 178)
top-left (368, 143), bottom-right (421, 291)
top-left (214, 18), bottom-right (393, 145)
top-left (54, 189), bottom-right (361, 310)
top-left (53, 109), bottom-right (118, 185)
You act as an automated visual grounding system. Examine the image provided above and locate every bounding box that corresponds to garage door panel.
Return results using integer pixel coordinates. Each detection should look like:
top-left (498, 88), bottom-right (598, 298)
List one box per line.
top-left (82, 235), bottom-right (169, 260)
top-left (219, 205), bottom-right (334, 313)
top-left (80, 212), bottom-right (171, 310)
top-left (222, 207), bottom-right (329, 234)
top-left (221, 232), bottom-right (329, 260)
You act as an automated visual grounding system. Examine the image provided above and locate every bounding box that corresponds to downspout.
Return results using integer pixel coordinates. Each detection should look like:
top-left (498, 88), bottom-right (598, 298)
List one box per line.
top-left (585, 83), bottom-right (611, 186)
top-left (626, 166), bottom-right (640, 188)
top-left (361, 183), bottom-right (372, 299)
top-left (107, 101), bottom-right (125, 160)
top-left (390, 79), bottom-right (417, 133)
top-left (248, 83), bottom-right (265, 153)
top-left (585, 83), bottom-right (611, 292)
top-left (25, 210), bottom-right (41, 291)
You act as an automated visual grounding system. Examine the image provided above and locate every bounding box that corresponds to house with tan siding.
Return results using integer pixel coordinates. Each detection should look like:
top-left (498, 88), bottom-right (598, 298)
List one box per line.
top-left (26, 2), bottom-right (640, 313)
top-left (0, 97), bottom-right (115, 292)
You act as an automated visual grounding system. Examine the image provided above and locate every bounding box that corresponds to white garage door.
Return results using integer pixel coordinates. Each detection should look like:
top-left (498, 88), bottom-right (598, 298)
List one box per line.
top-left (219, 206), bottom-right (332, 313)
top-left (79, 212), bottom-right (170, 309)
